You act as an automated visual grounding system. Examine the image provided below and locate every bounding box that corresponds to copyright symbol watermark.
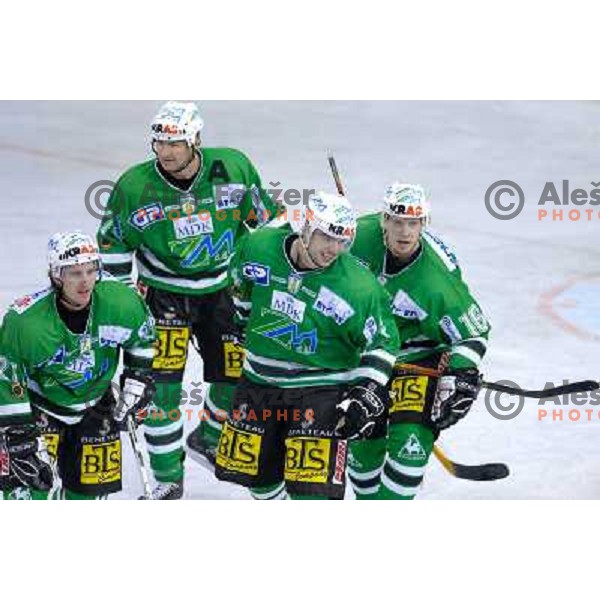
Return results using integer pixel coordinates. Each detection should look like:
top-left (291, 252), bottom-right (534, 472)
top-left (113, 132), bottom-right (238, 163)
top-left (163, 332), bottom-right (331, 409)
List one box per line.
top-left (84, 179), bottom-right (116, 220)
top-left (484, 380), bottom-right (525, 421)
top-left (484, 180), bottom-right (525, 220)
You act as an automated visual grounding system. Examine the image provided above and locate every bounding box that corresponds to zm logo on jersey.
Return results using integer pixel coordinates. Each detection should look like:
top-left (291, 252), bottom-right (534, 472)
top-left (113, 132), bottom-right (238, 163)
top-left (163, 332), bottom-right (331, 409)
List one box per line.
top-left (257, 320), bottom-right (318, 355)
top-left (180, 229), bottom-right (234, 268)
top-left (129, 203), bottom-right (165, 230)
top-left (242, 262), bottom-right (270, 285)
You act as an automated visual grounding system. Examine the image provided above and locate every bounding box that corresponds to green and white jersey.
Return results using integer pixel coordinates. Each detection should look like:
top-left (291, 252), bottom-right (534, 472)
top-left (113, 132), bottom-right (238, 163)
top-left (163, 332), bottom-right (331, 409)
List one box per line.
top-left (229, 224), bottom-right (400, 388)
top-left (351, 213), bottom-right (491, 371)
top-left (0, 278), bottom-right (156, 426)
top-left (97, 148), bottom-right (276, 295)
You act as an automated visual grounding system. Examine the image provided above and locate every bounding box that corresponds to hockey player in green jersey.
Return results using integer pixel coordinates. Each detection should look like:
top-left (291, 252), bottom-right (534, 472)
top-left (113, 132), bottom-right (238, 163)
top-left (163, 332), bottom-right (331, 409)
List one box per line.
top-left (348, 183), bottom-right (490, 499)
top-left (214, 192), bottom-right (400, 499)
top-left (0, 232), bottom-right (156, 500)
top-left (97, 101), bottom-right (277, 499)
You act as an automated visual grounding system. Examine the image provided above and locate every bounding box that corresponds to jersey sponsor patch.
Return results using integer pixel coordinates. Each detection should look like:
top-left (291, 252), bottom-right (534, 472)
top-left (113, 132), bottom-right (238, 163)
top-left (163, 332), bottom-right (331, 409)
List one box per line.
top-left (398, 433), bottom-right (427, 461)
top-left (363, 316), bottom-right (378, 345)
top-left (440, 315), bottom-right (463, 343)
top-left (223, 339), bottom-right (244, 378)
top-left (98, 325), bottom-right (132, 347)
top-left (332, 440), bottom-right (347, 486)
top-left (0, 439), bottom-right (10, 476)
top-left (313, 286), bottom-right (355, 325)
top-left (423, 230), bottom-right (460, 272)
top-left (271, 291), bottom-right (306, 323)
top-left (242, 262), bottom-right (270, 285)
top-left (216, 421), bottom-right (261, 476)
top-left (173, 213), bottom-right (214, 239)
top-left (10, 288), bottom-right (52, 315)
top-left (284, 437), bottom-right (331, 484)
top-left (215, 184), bottom-right (246, 210)
top-left (389, 375), bottom-right (428, 414)
top-left (153, 326), bottom-right (190, 371)
top-left (391, 290), bottom-right (428, 321)
top-left (80, 439), bottom-right (121, 485)
top-left (137, 315), bottom-right (156, 342)
top-left (129, 202), bottom-right (165, 230)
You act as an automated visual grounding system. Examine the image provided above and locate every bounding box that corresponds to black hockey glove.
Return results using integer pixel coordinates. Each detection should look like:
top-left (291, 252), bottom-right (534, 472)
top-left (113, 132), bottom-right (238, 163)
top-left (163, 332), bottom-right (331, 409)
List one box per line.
top-left (431, 368), bottom-right (482, 430)
top-left (0, 425), bottom-right (54, 492)
top-left (335, 380), bottom-right (387, 440)
top-left (114, 370), bottom-right (156, 426)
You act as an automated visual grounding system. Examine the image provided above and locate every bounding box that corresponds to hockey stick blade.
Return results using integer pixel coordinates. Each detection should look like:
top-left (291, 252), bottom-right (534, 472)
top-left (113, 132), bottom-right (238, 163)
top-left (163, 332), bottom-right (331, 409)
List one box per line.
top-left (433, 446), bottom-right (509, 482)
top-left (482, 379), bottom-right (599, 398)
top-left (448, 461), bottom-right (510, 482)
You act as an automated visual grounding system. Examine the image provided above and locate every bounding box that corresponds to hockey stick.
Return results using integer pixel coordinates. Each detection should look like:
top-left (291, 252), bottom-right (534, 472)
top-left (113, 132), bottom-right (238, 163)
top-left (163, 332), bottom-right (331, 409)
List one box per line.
top-left (432, 445), bottom-right (509, 481)
top-left (483, 379), bottom-right (598, 397)
top-left (126, 414), bottom-right (153, 500)
top-left (327, 154), bottom-right (513, 482)
top-left (328, 153), bottom-right (346, 195)
top-left (395, 362), bottom-right (599, 398)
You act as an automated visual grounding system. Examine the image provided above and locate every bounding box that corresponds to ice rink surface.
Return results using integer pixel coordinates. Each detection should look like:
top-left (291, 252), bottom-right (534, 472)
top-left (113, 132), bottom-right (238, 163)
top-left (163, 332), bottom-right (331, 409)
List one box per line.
top-left (1, 101), bottom-right (599, 499)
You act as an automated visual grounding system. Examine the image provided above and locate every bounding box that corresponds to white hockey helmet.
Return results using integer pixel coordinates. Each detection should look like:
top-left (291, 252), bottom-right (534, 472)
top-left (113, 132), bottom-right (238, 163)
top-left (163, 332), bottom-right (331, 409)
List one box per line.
top-left (47, 231), bottom-right (101, 280)
top-left (150, 101), bottom-right (204, 146)
top-left (382, 182), bottom-right (431, 223)
top-left (294, 191), bottom-right (357, 248)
